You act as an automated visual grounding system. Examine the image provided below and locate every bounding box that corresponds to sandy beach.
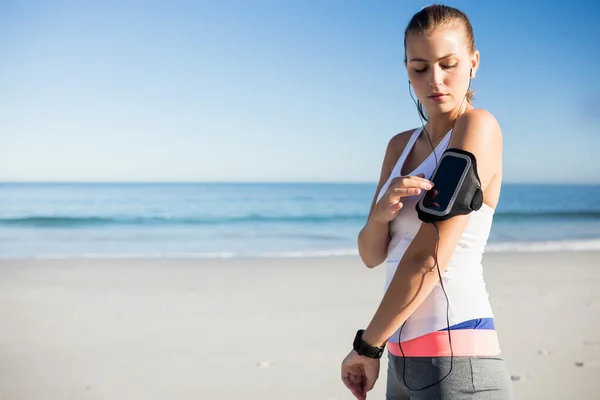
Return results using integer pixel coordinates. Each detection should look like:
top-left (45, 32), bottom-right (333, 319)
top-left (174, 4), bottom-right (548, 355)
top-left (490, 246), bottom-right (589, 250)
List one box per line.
top-left (0, 251), bottom-right (598, 400)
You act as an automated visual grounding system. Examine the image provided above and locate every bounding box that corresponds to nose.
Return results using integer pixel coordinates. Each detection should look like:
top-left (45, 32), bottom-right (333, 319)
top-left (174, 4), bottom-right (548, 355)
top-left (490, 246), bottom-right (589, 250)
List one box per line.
top-left (429, 66), bottom-right (443, 88)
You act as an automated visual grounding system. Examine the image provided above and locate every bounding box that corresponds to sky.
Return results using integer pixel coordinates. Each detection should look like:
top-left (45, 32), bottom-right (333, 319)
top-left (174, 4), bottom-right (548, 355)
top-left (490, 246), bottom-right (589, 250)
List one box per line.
top-left (1, 0), bottom-right (599, 184)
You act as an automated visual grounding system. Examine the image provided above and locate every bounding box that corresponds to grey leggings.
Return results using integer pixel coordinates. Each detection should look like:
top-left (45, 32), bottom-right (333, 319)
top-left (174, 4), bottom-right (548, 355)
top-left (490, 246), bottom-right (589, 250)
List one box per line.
top-left (386, 353), bottom-right (514, 399)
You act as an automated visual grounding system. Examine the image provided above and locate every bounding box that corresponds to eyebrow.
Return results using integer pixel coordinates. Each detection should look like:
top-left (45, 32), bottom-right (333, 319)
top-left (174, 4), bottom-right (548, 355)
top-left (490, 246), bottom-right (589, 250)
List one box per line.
top-left (409, 53), bottom-right (458, 62)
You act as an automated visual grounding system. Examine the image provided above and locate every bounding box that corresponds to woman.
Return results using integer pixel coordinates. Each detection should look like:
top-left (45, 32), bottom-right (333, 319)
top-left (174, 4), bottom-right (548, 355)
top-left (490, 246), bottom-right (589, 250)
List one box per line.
top-left (340, 5), bottom-right (514, 400)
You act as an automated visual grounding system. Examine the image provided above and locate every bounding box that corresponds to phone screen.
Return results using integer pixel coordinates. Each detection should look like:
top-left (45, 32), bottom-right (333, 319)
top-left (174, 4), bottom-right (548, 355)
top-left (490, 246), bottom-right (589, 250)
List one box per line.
top-left (421, 155), bottom-right (468, 213)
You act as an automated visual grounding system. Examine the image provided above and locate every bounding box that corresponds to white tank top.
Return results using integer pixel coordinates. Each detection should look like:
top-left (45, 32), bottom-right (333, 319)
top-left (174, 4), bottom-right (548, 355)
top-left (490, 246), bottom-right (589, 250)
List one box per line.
top-left (376, 127), bottom-right (496, 343)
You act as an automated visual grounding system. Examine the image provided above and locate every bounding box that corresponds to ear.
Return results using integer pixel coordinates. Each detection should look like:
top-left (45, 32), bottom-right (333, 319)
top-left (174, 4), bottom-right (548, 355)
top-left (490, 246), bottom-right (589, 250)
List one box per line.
top-left (470, 50), bottom-right (480, 78)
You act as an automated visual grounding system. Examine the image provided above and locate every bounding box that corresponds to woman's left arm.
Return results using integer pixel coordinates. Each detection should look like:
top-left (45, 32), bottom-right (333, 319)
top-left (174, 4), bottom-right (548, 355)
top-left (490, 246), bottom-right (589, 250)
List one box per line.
top-left (361, 109), bottom-right (503, 347)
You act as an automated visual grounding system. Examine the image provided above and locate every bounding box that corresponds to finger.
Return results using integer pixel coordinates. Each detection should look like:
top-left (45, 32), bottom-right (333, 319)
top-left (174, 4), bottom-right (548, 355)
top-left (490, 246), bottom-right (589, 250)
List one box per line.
top-left (391, 177), bottom-right (433, 190)
top-left (362, 374), bottom-right (377, 396)
top-left (341, 374), bottom-right (355, 391)
top-left (342, 371), bottom-right (360, 391)
top-left (406, 177), bottom-right (434, 189)
top-left (353, 374), bottom-right (366, 399)
top-left (392, 174), bottom-right (431, 185)
top-left (392, 187), bottom-right (422, 197)
top-left (410, 173), bottom-right (430, 182)
top-left (387, 197), bottom-right (403, 207)
top-left (391, 201), bottom-right (403, 211)
top-left (342, 375), bottom-right (365, 399)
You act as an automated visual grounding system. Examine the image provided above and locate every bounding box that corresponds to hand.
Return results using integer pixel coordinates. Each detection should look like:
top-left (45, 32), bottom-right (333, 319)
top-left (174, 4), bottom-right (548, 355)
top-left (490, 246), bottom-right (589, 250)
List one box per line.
top-left (341, 350), bottom-right (381, 400)
top-left (372, 174), bottom-right (433, 223)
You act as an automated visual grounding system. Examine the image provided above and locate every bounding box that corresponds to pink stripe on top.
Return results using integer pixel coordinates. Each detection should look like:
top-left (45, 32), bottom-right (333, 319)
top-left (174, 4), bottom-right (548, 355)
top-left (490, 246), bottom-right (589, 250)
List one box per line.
top-left (387, 329), bottom-right (502, 358)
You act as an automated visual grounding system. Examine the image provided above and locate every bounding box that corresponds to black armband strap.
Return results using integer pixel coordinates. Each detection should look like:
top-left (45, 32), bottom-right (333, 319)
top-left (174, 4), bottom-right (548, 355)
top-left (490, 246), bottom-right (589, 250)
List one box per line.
top-left (416, 148), bottom-right (483, 223)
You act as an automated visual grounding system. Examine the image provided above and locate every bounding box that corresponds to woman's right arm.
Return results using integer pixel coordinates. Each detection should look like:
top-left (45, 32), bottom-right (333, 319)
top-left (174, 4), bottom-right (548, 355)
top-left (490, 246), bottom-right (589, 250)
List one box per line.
top-left (357, 216), bottom-right (390, 268)
top-left (357, 131), bottom-right (433, 268)
top-left (357, 135), bottom-right (403, 268)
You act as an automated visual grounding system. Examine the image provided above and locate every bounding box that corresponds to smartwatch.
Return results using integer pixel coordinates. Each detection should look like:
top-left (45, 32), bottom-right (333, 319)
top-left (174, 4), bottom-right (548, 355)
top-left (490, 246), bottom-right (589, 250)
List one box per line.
top-left (353, 329), bottom-right (385, 359)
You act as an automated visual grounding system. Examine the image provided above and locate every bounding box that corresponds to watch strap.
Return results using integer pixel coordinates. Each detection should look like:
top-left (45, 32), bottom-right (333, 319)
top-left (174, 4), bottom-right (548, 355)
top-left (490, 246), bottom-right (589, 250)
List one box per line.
top-left (353, 329), bottom-right (385, 359)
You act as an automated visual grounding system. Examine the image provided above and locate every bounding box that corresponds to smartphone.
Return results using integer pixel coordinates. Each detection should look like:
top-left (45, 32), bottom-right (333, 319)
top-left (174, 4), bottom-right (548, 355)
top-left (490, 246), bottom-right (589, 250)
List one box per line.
top-left (418, 152), bottom-right (471, 216)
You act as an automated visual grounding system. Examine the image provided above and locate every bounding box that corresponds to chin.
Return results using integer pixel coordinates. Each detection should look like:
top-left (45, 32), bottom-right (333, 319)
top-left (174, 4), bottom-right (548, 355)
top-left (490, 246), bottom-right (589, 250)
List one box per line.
top-left (423, 100), bottom-right (453, 114)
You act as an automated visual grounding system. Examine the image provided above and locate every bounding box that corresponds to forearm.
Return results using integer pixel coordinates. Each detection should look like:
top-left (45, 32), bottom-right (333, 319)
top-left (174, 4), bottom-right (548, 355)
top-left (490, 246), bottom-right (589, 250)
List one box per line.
top-left (362, 251), bottom-right (440, 347)
top-left (357, 217), bottom-right (390, 268)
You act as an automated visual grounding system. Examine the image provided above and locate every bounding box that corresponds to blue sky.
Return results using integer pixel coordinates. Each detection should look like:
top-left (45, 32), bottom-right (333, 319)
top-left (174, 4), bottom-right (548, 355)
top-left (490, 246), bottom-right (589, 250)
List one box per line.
top-left (1, 0), bottom-right (598, 184)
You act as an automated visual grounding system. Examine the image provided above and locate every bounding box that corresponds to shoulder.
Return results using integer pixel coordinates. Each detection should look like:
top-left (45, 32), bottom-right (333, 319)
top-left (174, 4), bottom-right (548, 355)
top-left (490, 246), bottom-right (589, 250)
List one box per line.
top-left (389, 127), bottom-right (417, 150)
top-left (384, 128), bottom-right (417, 161)
top-left (378, 128), bottom-right (418, 177)
top-left (450, 108), bottom-right (502, 150)
top-left (374, 127), bottom-right (419, 188)
top-left (450, 108), bottom-right (502, 189)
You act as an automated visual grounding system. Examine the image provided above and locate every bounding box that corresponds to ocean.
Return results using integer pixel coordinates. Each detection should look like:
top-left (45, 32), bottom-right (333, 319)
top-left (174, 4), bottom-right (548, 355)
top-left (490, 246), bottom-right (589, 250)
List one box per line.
top-left (1, 182), bottom-right (599, 259)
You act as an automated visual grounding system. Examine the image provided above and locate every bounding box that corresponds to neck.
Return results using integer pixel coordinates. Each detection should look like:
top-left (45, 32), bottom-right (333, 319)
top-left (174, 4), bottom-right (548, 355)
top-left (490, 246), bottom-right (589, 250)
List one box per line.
top-left (423, 117), bottom-right (454, 142)
top-left (423, 103), bottom-right (472, 142)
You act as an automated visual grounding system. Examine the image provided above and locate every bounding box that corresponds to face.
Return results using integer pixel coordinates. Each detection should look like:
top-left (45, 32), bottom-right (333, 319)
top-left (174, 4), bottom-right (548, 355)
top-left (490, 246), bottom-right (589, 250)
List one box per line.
top-left (405, 25), bottom-right (479, 118)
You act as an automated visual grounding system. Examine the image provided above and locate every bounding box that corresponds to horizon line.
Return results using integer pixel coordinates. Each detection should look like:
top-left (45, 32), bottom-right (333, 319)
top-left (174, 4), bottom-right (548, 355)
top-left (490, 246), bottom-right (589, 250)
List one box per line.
top-left (0, 180), bottom-right (598, 186)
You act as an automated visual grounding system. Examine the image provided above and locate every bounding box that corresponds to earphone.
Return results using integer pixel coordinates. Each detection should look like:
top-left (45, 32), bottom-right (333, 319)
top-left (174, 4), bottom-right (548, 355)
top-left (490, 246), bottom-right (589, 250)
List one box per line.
top-left (398, 68), bottom-right (473, 392)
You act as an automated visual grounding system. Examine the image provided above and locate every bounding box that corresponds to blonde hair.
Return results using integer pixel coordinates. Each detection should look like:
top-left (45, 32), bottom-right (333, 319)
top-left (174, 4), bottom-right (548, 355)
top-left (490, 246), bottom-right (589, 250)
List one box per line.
top-left (404, 5), bottom-right (476, 119)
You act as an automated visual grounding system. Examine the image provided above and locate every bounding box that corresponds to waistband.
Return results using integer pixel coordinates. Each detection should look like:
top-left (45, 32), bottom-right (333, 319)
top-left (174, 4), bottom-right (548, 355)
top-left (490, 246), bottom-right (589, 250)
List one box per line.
top-left (387, 329), bottom-right (501, 357)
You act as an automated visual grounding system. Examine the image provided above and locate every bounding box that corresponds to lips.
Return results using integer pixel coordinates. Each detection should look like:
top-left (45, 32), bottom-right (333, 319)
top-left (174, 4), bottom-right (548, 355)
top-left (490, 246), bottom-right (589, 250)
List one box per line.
top-left (427, 93), bottom-right (448, 102)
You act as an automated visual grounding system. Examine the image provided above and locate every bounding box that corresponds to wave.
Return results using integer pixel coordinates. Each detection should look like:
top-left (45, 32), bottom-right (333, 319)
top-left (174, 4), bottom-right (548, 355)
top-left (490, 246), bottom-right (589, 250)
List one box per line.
top-left (1, 209), bottom-right (600, 228)
top-left (486, 238), bottom-right (600, 252)
top-left (494, 210), bottom-right (600, 220)
top-left (5, 239), bottom-right (600, 260)
top-left (22, 249), bottom-right (361, 259)
top-left (0, 238), bottom-right (600, 260)
top-left (0, 214), bottom-right (367, 227)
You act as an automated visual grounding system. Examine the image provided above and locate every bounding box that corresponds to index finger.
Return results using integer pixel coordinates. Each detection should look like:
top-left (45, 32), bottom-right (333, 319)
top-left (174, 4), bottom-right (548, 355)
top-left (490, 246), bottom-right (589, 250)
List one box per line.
top-left (409, 173), bottom-right (432, 183)
top-left (391, 177), bottom-right (433, 191)
top-left (391, 175), bottom-right (432, 186)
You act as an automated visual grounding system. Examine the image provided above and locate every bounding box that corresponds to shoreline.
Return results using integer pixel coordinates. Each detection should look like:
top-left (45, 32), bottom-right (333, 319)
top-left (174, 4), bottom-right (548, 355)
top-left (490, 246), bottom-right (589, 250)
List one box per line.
top-left (1, 247), bottom-right (600, 262)
top-left (0, 251), bottom-right (598, 399)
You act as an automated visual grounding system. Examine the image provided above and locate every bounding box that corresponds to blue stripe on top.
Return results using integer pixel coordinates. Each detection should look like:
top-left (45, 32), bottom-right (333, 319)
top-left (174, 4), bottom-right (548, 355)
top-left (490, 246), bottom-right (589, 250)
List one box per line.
top-left (439, 318), bottom-right (495, 331)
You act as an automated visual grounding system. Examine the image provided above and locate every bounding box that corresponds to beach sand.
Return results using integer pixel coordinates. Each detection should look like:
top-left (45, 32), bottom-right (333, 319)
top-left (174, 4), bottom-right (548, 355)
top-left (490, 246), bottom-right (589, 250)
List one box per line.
top-left (0, 251), bottom-right (598, 400)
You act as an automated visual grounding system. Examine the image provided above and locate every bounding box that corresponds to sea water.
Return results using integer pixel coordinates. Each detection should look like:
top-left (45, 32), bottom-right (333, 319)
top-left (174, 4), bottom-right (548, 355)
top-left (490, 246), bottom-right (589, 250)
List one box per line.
top-left (1, 182), bottom-right (599, 259)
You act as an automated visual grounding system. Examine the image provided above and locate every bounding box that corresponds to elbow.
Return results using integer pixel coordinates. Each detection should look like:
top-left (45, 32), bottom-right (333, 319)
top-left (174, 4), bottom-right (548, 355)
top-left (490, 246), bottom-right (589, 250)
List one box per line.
top-left (357, 230), bottom-right (388, 268)
top-left (407, 248), bottom-right (442, 275)
top-left (402, 221), bottom-right (461, 276)
top-left (359, 253), bottom-right (386, 269)
top-left (364, 260), bottom-right (383, 269)
top-left (358, 241), bottom-right (387, 268)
